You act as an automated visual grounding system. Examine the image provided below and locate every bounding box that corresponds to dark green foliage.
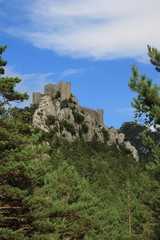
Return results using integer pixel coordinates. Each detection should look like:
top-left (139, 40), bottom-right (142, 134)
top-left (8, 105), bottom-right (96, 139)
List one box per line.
top-left (22, 104), bottom-right (39, 123)
top-left (120, 122), bottom-right (160, 162)
top-left (68, 96), bottom-right (76, 104)
top-left (148, 45), bottom-right (160, 72)
top-left (27, 162), bottom-right (106, 240)
top-left (128, 46), bottom-right (160, 164)
top-left (55, 91), bottom-right (61, 99)
top-left (81, 123), bottom-right (89, 134)
top-left (60, 99), bottom-right (69, 109)
top-left (59, 122), bottom-right (63, 133)
top-left (72, 110), bottom-right (84, 124)
top-left (128, 46), bottom-right (160, 125)
top-left (42, 129), bottom-right (57, 141)
top-left (0, 45), bottom-right (48, 239)
top-left (62, 120), bottom-right (76, 136)
top-left (1, 45), bottom-right (160, 239)
top-left (102, 127), bottom-right (109, 141)
top-left (0, 45), bottom-right (7, 75)
top-left (0, 45), bottom-right (29, 124)
top-left (60, 97), bottom-right (77, 110)
top-left (0, 118), bottom-right (47, 235)
top-left (8, 106), bottom-right (36, 126)
top-left (48, 138), bottom-right (160, 239)
top-left (45, 115), bottom-right (56, 126)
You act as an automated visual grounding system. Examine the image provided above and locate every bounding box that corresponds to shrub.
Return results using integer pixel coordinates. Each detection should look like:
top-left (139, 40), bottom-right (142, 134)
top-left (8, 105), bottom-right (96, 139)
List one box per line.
top-left (60, 99), bottom-right (69, 109)
top-left (28, 103), bottom-right (39, 114)
top-left (81, 123), bottom-right (89, 134)
top-left (62, 120), bottom-right (76, 136)
top-left (55, 91), bottom-right (61, 99)
top-left (102, 128), bottom-right (109, 141)
top-left (72, 111), bottom-right (84, 124)
top-left (68, 96), bottom-right (76, 104)
top-left (45, 115), bottom-right (56, 126)
top-left (37, 111), bottom-right (43, 117)
top-left (47, 129), bottom-right (56, 139)
top-left (59, 123), bottom-right (64, 133)
top-left (53, 125), bottom-right (59, 132)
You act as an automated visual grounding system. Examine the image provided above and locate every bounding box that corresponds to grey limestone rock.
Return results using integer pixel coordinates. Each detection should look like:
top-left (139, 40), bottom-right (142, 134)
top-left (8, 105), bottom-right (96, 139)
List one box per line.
top-left (124, 141), bottom-right (139, 162)
top-left (32, 82), bottom-right (139, 161)
top-left (120, 122), bottom-right (160, 162)
top-left (32, 95), bottom-right (55, 132)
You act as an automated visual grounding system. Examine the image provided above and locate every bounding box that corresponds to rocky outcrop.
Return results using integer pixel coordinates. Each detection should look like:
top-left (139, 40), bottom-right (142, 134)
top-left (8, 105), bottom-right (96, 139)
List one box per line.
top-left (120, 122), bottom-right (160, 162)
top-left (33, 94), bottom-right (105, 142)
top-left (106, 127), bottom-right (139, 161)
top-left (32, 92), bottom-right (139, 161)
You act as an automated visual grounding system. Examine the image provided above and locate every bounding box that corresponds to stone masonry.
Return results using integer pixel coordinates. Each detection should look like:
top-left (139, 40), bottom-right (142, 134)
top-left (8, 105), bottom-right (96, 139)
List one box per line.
top-left (32, 92), bottom-right (43, 105)
top-left (32, 81), bottom-right (139, 161)
top-left (44, 81), bottom-right (71, 101)
top-left (32, 81), bottom-right (104, 125)
top-left (78, 106), bottom-right (103, 125)
top-left (33, 81), bottom-right (71, 104)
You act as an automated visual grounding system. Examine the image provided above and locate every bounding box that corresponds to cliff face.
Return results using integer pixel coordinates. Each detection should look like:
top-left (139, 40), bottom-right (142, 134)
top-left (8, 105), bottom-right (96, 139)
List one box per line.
top-left (32, 94), bottom-right (105, 142)
top-left (32, 90), bottom-right (139, 161)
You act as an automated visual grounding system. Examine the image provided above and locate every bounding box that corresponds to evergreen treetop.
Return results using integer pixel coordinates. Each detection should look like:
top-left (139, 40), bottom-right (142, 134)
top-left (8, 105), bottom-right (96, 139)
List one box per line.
top-left (128, 46), bottom-right (160, 125)
top-left (0, 45), bottom-right (28, 108)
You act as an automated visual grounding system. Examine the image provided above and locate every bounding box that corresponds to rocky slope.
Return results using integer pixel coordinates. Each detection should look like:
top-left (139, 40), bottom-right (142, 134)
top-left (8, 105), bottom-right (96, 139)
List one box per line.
top-left (32, 94), bottom-right (139, 161)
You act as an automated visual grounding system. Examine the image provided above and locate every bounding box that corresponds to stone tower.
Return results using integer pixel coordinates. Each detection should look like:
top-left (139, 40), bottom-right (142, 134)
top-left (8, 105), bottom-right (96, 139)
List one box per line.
top-left (32, 81), bottom-right (71, 105)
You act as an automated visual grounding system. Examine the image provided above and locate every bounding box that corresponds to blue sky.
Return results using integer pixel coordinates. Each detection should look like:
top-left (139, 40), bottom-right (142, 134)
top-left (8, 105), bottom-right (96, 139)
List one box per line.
top-left (0, 0), bottom-right (160, 128)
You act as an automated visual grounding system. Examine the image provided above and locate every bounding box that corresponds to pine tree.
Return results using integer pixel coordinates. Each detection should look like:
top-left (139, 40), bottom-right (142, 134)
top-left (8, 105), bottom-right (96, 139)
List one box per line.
top-left (128, 46), bottom-right (160, 125)
top-left (0, 45), bottom-right (47, 239)
top-left (0, 45), bottom-right (28, 108)
top-left (27, 162), bottom-right (108, 240)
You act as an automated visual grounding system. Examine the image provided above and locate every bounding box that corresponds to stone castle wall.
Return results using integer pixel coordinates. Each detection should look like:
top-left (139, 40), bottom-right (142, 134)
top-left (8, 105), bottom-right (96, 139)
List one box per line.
top-left (32, 81), bottom-right (71, 104)
top-left (32, 81), bottom-right (103, 125)
top-left (79, 106), bottom-right (103, 124)
top-left (97, 109), bottom-right (104, 125)
top-left (32, 92), bottom-right (43, 105)
top-left (44, 84), bottom-right (55, 98)
top-left (61, 82), bottom-right (71, 101)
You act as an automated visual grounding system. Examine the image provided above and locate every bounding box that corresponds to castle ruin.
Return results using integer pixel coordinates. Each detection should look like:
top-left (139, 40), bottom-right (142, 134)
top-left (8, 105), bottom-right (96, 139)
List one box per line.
top-left (33, 81), bottom-right (71, 103)
top-left (32, 81), bottom-right (104, 125)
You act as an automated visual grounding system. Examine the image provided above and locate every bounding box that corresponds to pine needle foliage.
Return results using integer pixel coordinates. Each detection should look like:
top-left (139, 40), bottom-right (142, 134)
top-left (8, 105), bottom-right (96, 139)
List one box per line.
top-left (128, 46), bottom-right (160, 125)
top-left (1, 45), bottom-right (160, 239)
top-left (0, 45), bottom-right (48, 239)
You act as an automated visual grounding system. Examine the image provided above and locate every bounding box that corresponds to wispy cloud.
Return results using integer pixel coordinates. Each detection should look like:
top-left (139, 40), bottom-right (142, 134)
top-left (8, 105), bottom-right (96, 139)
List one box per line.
top-left (2, 0), bottom-right (160, 61)
top-left (4, 66), bottom-right (56, 107)
top-left (58, 68), bottom-right (91, 79)
top-left (4, 65), bottom-right (88, 107)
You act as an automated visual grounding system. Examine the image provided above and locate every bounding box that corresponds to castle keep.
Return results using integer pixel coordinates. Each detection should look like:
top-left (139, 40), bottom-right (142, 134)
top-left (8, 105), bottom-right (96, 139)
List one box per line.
top-left (32, 81), bottom-right (104, 124)
top-left (33, 81), bottom-right (71, 104)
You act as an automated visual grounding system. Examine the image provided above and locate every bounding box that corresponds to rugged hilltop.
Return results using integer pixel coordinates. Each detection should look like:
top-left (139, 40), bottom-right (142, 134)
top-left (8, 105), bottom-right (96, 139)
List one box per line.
top-left (32, 81), bottom-right (139, 161)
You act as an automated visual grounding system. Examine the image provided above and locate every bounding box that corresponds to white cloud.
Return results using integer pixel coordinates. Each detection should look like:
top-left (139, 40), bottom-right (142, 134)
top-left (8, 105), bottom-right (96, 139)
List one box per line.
top-left (4, 66), bottom-right (56, 107)
top-left (3, 0), bottom-right (160, 61)
top-left (59, 68), bottom-right (91, 78)
top-left (4, 65), bottom-right (86, 107)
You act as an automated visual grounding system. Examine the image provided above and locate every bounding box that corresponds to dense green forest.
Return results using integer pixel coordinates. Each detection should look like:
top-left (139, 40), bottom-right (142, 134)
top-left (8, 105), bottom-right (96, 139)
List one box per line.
top-left (0, 45), bottom-right (160, 240)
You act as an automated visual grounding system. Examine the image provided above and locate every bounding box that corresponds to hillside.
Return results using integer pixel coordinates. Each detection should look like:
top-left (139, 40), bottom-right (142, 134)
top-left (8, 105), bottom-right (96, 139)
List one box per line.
top-left (31, 81), bottom-right (139, 161)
